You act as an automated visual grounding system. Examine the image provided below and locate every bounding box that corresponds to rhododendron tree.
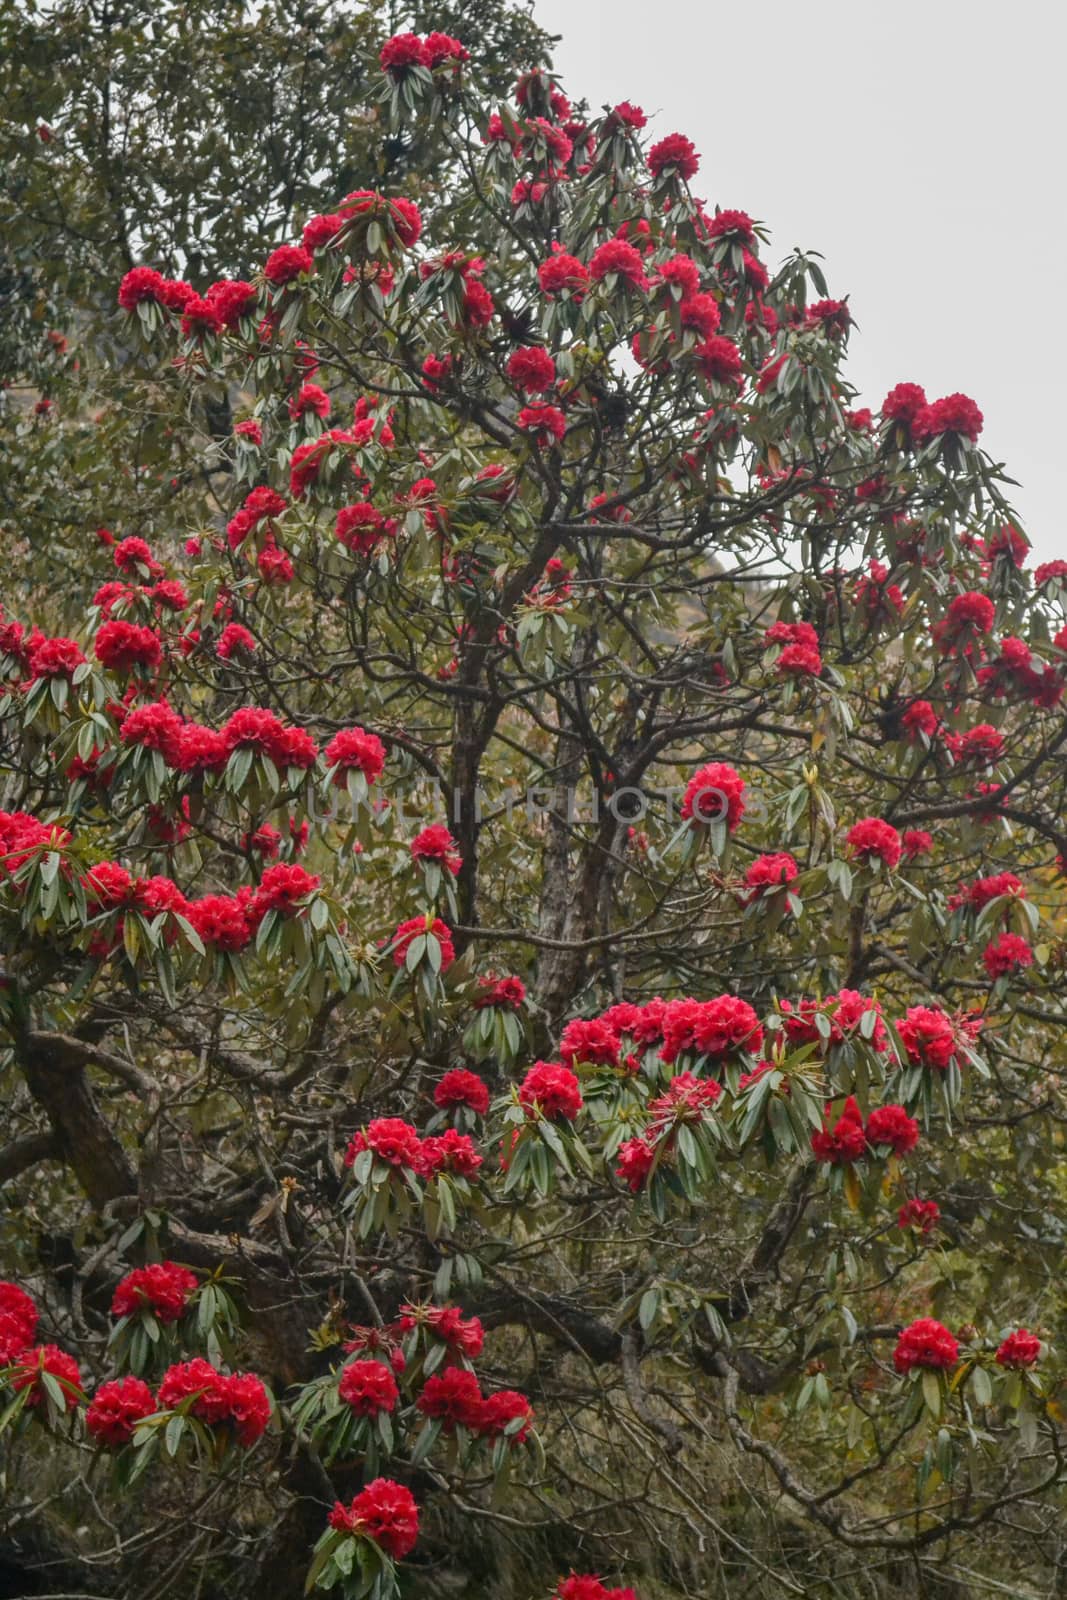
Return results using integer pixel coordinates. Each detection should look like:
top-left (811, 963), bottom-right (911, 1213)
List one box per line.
top-left (2, 23), bottom-right (1067, 1600)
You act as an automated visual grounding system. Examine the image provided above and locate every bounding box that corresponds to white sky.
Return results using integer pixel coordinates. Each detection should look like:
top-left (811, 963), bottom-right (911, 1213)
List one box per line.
top-left (534, 0), bottom-right (1065, 561)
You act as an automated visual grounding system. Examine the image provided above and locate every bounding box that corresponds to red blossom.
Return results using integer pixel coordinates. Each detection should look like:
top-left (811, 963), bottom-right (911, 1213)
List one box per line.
top-left (865, 1104), bottom-right (919, 1157)
top-left (519, 1061), bottom-right (583, 1121)
top-left (434, 1069), bottom-right (490, 1116)
top-left (85, 1375), bottom-right (156, 1447)
top-left (845, 817), bottom-right (902, 870)
top-left (390, 915), bottom-right (455, 970)
top-left (647, 132), bottom-right (699, 181)
top-left (680, 761), bottom-right (746, 830)
top-left (11, 1344), bottom-right (82, 1409)
top-left (263, 244), bottom-right (313, 286)
top-left (898, 1198), bottom-right (940, 1234)
top-left (995, 1329), bottom-right (1041, 1369)
top-left (338, 1359), bottom-right (399, 1416)
top-left (328, 1478), bottom-right (419, 1560)
top-left (811, 1097), bottom-right (867, 1165)
top-left (894, 1319), bottom-right (958, 1373)
top-left (982, 932), bottom-right (1033, 979)
top-left (507, 346), bottom-right (557, 392)
top-left (112, 1262), bottom-right (198, 1324)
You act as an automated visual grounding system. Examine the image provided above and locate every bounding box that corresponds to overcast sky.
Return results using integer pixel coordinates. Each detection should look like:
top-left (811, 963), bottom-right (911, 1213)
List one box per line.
top-left (533, 0), bottom-right (1064, 561)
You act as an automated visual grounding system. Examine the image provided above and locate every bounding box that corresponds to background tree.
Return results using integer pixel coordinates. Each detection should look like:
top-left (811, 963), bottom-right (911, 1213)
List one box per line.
top-left (0, 0), bottom-right (551, 605)
top-left (2, 23), bottom-right (1067, 1600)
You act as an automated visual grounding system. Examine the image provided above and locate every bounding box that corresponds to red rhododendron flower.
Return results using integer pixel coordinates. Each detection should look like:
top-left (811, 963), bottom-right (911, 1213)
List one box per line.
top-left (743, 852), bottom-right (799, 898)
top-left (615, 1135), bottom-right (657, 1191)
top-left (248, 863), bottom-right (320, 920)
top-left (865, 1104), bottom-right (919, 1157)
top-left (913, 392), bottom-right (983, 443)
top-left (345, 1117), bottom-right (423, 1171)
top-left (157, 1357), bottom-right (231, 1422)
top-left (172, 722), bottom-right (225, 774)
top-left (11, 1344), bottom-right (82, 1409)
top-left (987, 524), bottom-right (1029, 567)
top-left (410, 824), bottom-right (461, 874)
top-left (379, 31), bottom-right (427, 71)
top-left (301, 212), bottom-right (342, 252)
top-left (398, 1302), bottom-right (484, 1357)
top-left (949, 871), bottom-right (1026, 912)
top-left (694, 335), bottom-right (742, 385)
top-left (519, 1061), bottom-right (583, 1121)
top-left (186, 893), bottom-right (252, 952)
top-left (705, 208), bottom-right (756, 246)
top-left (654, 253), bottom-right (701, 297)
top-left (417, 1366), bottom-right (483, 1428)
top-left (473, 974), bottom-right (527, 1009)
top-left (118, 267), bottom-right (166, 308)
top-left (648, 132), bottom-right (699, 180)
top-left (932, 590), bottom-right (995, 657)
top-left (424, 31), bottom-right (468, 68)
top-left (897, 1006), bottom-right (960, 1072)
top-left (120, 701), bottom-right (185, 765)
top-left (325, 726), bottom-right (386, 783)
top-left (263, 244), bottom-right (313, 286)
top-left (901, 700), bottom-right (940, 741)
top-left (340, 191), bottom-right (422, 249)
top-left (434, 1069), bottom-right (490, 1116)
top-left (776, 641), bottom-right (823, 677)
top-left (946, 724), bottom-right (1003, 767)
top-left (882, 382), bottom-right (927, 430)
top-left (507, 346), bottom-right (557, 392)
top-left (475, 1388), bottom-right (534, 1441)
top-left (288, 382), bottom-right (330, 421)
top-left (898, 1198), bottom-right (940, 1234)
top-left (0, 1281), bottom-right (38, 1361)
top-left (518, 403), bottom-right (567, 444)
top-left (112, 1261), bottom-right (198, 1323)
top-left (335, 502), bottom-right (391, 555)
top-left (538, 250), bottom-right (589, 298)
top-left (589, 239), bottom-right (648, 289)
top-left (27, 635), bottom-right (87, 679)
top-left (338, 1359), bottom-right (399, 1416)
top-left (555, 1578), bottom-right (613, 1600)
top-left (94, 620), bottom-right (161, 674)
top-left (1035, 559), bottom-right (1067, 588)
top-left (390, 916), bottom-right (455, 970)
top-left (648, 1073), bottom-right (722, 1126)
top-left (221, 707), bottom-right (315, 768)
top-left (180, 295), bottom-right (222, 339)
top-left (679, 293), bottom-right (722, 338)
top-left (983, 932), bottom-right (1033, 979)
top-left (420, 1129), bottom-right (483, 1179)
top-left (660, 995), bottom-right (763, 1063)
top-left (900, 830), bottom-right (933, 861)
top-left (559, 1017), bottom-right (620, 1069)
top-left (811, 1097), bottom-right (866, 1165)
top-left (845, 817), bottom-right (902, 870)
top-left (85, 1375), bottom-right (156, 1447)
top-left (894, 1319), bottom-right (958, 1373)
top-left (221, 1371), bottom-right (271, 1445)
top-left (207, 279), bottom-right (258, 327)
top-left (680, 761), bottom-right (746, 830)
top-left (216, 623), bottom-right (256, 660)
top-left (328, 1478), bottom-right (419, 1560)
top-left (257, 535), bottom-right (294, 585)
top-left (995, 1329), bottom-right (1041, 1369)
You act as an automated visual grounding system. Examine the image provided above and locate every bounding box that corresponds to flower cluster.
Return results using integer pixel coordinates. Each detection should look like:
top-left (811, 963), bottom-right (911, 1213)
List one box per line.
top-left (111, 1261), bottom-right (198, 1324)
top-left (894, 1318), bottom-right (958, 1373)
top-left (811, 1096), bottom-right (918, 1164)
top-left (155, 1358), bottom-right (271, 1445)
